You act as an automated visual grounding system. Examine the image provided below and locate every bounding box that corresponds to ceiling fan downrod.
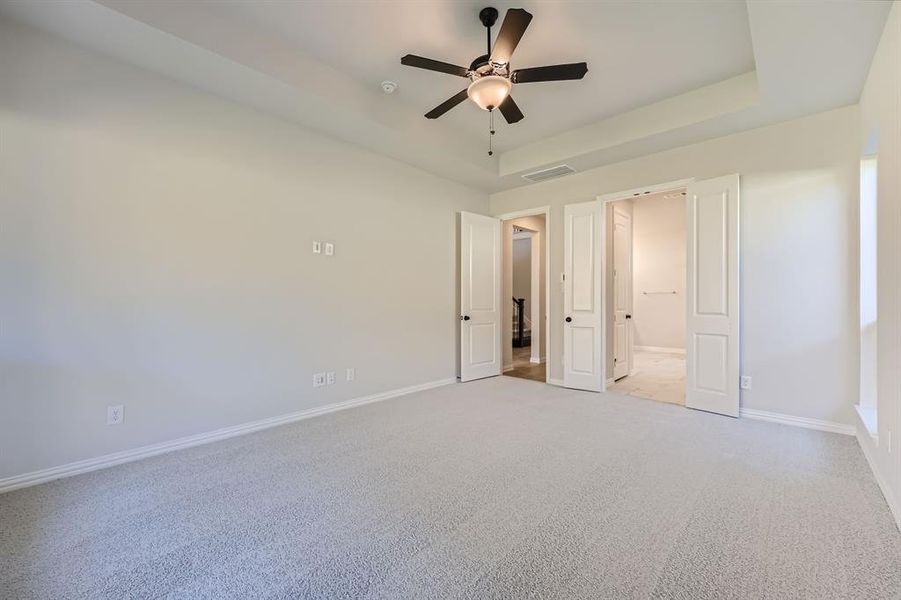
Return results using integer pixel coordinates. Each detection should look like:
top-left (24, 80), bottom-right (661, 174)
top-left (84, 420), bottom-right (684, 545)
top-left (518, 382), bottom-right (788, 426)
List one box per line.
top-left (481, 7), bottom-right (499, 157)
top-left (479, 7), bottom-right (499, 55)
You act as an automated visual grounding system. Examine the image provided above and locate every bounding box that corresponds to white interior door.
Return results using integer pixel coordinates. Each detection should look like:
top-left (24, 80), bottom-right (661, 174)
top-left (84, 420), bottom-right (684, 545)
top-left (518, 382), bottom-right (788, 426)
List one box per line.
top-left (685, 174), bottom-right (740, 417)
top-left (563, 201), bottom-right (603, 392)
top-left (460, 211), bottom-right (501, 382)
top-left (612, 208), bottom-right (632, 380)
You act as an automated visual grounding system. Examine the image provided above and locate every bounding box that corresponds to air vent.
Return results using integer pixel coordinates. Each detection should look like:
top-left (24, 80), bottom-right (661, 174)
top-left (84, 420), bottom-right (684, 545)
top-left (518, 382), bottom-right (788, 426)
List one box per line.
top-left (522, 164), bottom-right (576, 183)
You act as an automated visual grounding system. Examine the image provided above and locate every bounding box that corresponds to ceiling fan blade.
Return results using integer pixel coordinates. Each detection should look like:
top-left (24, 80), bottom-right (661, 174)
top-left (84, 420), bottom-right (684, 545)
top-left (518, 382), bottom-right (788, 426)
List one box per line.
top-left (490, 8), bottom-right (533, 65)
top-left (401, 54), bottom-right (469, 77)
top-left (512, 62), bottom-right (588, 84)
top-left (498, 95), bottom-right (524, 124)
top-left (425, 89), bottom-right (469, 119)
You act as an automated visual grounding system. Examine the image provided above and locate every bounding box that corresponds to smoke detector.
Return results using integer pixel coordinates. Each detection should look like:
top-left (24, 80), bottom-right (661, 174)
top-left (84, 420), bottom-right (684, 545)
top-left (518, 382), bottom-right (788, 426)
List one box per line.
top-left (381, 80), bottom-right (398, 94)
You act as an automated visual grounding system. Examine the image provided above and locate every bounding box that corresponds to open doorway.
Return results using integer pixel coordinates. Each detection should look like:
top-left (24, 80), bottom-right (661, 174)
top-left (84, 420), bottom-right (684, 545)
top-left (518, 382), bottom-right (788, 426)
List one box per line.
top-left (502, 213), bottom-right (547, 382)
top-left (605, 188), bottom-right (687, 405)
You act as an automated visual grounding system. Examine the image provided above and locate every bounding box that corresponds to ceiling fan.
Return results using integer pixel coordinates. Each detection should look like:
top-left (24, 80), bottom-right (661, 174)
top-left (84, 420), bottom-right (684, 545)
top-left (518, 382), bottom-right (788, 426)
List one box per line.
top-left (400, 7), bottom-right (588, 129)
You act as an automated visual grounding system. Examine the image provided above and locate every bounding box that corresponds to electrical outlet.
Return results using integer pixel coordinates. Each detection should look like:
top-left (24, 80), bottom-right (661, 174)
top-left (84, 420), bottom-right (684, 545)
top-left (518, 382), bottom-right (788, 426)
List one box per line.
top-left (346, 368), bottom-right (355, 382)
top-left (326, 371), bottom-right (336, 385)
top-left (312, 372), bottom-right (326, 388)
top-left (324, 242), bottom-right (334, 256)
top-left (107, 405), bottom-right (124, 425)
top-left (740, 375), bottom-right (752, 390)
top-left (312, 241), bottom-right (322, 254)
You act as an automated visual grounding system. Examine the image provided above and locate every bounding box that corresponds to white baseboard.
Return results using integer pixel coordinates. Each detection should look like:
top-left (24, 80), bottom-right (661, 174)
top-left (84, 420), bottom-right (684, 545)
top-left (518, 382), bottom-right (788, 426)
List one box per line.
top-left (739, 408), bottom-right (855, 436)
top-left (0, 377), bottom-right (457, 494)
top-left (529, 357), bottom-right (545, 364)
top-left (503, 364), bottom-right (515, 372)
top-left (547, 378), bottom-right (564, 387)
top-left (855, 424), bottom-right (901, 531)
top-left (634, 345), bottom-right (686, 355)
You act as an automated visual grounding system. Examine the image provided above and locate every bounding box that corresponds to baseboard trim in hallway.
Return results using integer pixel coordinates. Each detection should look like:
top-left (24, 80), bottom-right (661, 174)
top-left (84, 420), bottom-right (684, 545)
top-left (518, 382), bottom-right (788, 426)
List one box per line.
top-left (0, 377), bottom-right (457, 494)
top-left (739, 408), bottom-right (855, 436)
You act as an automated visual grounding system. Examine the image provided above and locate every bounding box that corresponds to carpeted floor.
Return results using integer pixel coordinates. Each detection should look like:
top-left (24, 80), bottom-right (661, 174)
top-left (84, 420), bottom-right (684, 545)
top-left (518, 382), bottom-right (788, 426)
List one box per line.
top-left (1, 377), bottom-right (900, 599)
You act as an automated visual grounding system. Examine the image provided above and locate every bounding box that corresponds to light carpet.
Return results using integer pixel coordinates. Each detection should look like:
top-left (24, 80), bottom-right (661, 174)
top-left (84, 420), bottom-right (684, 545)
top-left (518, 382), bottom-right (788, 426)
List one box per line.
top-left (1, 377), bottom-right (899, 599)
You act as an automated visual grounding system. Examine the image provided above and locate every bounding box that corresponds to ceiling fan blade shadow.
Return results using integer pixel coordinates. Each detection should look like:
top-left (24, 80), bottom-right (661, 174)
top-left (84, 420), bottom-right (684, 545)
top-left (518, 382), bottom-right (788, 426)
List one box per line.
top-left (498, 95), bottom-right (524, 124)
top-left (425, 89), bottom-right (469, 119)
top-left (512, 62), bottom-right (588, 83)
top-left (490, 8), bottom-right (532, 65)
top-left (401, 54), bottom-right (470, 77)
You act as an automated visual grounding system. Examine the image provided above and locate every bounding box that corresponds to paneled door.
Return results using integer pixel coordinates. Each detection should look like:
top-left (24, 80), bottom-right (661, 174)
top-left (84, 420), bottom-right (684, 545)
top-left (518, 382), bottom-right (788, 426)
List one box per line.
top-left (563, 201), bottom-right (603, 392)
top-left (612, 207), bottom-right (633, 380)
top-left (460, 211), bottom-right (501, 382)
top-left (685, 175), bottom-right (740, 417)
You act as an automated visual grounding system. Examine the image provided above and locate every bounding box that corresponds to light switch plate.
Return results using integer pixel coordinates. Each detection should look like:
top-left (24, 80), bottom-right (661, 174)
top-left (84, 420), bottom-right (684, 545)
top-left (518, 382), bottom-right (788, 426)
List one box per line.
top-left (740, 375), bottom-right (752, 390)
top-left (346, 368), bottom-right (355, 381)
top-left (312, 372), bottom-right (326, 387)
top-left (324, 242), bottom-right (334, 256)
top-left (312, 241), bottom-right (322, 254)
top-left (326, 371), bottom-right (336, 385)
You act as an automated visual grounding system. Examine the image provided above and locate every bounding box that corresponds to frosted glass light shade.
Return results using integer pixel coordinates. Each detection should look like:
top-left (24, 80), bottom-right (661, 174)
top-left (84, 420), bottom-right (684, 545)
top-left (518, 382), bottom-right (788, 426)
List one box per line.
top-left (467, 75), bottom-right (512, 111)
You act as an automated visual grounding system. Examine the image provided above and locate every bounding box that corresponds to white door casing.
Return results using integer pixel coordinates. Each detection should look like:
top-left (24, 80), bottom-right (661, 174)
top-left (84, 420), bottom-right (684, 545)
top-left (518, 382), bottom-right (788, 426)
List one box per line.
top-left (460, 211), bottom-right (502, 382)
top-left (563, 201), bottom-right (603, 392)
top-left (685, 174), bottom-right (740, 417)
top-left (612, 208), bottom-right (633, 380)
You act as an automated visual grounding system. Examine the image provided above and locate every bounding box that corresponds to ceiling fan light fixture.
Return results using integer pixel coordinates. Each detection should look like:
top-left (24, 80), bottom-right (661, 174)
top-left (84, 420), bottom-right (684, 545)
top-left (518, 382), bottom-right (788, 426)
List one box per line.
top-left (467, 75), bottom-right (512, 111)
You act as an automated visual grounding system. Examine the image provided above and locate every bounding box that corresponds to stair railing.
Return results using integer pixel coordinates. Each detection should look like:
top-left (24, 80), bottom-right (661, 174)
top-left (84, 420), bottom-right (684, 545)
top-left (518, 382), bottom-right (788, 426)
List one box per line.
top-left (513, 297), bottom-right (525, 347)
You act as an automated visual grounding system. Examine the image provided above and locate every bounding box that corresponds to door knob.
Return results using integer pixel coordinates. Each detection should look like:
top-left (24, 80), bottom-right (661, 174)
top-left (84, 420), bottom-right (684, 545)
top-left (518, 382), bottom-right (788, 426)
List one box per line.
top-left (565, 317), bottom-right (572, 323)
top-left (625, 314), bottom-right (632, 319)
top-left (462, 315), bottom-right (471, 321)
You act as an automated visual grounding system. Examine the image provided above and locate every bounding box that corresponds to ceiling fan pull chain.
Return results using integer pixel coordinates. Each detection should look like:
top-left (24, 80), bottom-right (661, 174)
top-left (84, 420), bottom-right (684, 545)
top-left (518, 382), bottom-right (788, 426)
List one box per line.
top-left (488, 109), bottom-right (495, 156)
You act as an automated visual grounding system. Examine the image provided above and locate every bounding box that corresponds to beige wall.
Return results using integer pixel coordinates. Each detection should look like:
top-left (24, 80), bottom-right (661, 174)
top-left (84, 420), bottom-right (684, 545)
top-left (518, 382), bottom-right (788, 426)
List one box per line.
top-left (631, 193), bottom-right (686, 350)
top-left (512, 237), bottom-right (532, 316)
top-left (856, 2), bottom-right (901, 527)
top-left (0, 20), bottom-right (488, 479)
top-left (491, 105), bottom-right (859, 425)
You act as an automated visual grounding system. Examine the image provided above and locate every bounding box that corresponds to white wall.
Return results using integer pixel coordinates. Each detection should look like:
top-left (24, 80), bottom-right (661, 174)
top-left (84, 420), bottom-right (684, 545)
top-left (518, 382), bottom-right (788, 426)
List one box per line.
top-left (856, 2), bottom-right (901, 528)
top-left (491, 105), bottom-right (859, 425)
top-left (631, 193), bottom-right (686, 351)
top-left (0, 19), bottom-right (488, 480)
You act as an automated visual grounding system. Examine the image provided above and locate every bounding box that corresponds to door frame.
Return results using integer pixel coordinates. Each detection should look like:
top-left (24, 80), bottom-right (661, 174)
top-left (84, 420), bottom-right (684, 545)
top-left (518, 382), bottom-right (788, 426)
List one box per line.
top-left (597, 178), bottom-right (694, 391)
top-left (494, 205), bottom-right (551, 384)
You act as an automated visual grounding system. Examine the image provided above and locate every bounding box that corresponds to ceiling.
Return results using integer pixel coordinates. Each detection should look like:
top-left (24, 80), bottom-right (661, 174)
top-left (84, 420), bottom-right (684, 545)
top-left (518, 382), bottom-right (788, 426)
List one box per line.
top-left (217, 0), bottom-right (756, 151)
top-left (0, 1), bottom-right (891, 192)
